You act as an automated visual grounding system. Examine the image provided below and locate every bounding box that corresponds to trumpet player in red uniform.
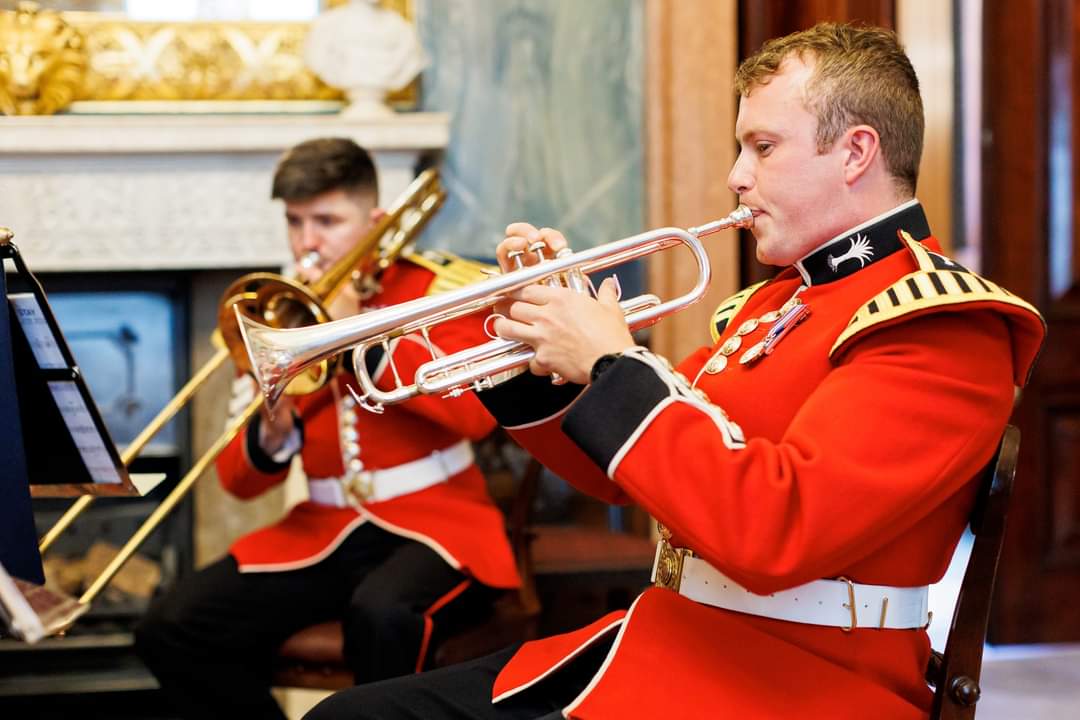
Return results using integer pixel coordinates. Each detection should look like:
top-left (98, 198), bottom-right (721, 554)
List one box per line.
top-left (305, 23), bottom-right (1045, 720)
top-left (135, 138), bottom-right (520, 720)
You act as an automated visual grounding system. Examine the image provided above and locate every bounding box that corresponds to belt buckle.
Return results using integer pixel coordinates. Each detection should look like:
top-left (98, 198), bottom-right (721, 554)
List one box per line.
top-left (432, 448), bottom-right (450, 477)
top-left (653, 537), bottom-right (690, 593)
top-left (346, 471), bottom-right (374, 505)
top-left (838, 576), bottom-right (857, 632)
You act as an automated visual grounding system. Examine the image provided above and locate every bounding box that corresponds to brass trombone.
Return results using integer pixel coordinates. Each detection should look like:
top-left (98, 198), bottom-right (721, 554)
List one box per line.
top-left (239, 205), bottom-right (754, 415)
top-left (38, 169), bottom-right (447, 606)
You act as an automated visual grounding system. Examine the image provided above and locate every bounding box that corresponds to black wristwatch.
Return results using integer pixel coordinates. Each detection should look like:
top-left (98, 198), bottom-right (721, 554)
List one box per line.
top-left (589, 353), bottom-right (622, 384)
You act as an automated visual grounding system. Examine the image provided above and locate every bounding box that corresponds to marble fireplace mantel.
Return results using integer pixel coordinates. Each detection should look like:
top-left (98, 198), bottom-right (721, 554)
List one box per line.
top-left (0, 112), bottom-right (450, 272)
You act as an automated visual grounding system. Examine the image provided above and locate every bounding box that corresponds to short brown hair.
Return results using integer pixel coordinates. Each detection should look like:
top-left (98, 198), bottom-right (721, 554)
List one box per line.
top-left (271, 137), bottom-right (379, 202)
top-left (735, 22), bottom-right (924, 196)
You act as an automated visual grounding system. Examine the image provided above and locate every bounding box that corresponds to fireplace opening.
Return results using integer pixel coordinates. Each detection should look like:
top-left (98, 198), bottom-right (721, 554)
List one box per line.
top-left (1, 270), bottom-right (195, 711)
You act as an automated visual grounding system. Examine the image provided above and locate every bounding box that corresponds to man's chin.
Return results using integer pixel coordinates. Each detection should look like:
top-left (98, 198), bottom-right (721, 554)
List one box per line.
top-left (754, 244), bottom-right (787, 268)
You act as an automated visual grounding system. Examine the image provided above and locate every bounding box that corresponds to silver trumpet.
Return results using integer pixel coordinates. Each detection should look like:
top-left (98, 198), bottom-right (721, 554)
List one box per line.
top-left (237, 205), bottom-right (754, 413)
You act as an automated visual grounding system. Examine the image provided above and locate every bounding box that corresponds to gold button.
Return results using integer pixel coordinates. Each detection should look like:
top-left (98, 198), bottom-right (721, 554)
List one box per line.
top-left (736, 318), bottom-right (760, 336)
top-left (705, 355), bottom-right (727, 374)
top-left (739, 341), bottom-right (766, 365)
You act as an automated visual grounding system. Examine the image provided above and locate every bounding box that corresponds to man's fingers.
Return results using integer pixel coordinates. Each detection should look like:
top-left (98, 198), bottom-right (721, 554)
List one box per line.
top-left (495, 236), bottom-right (530, 272)
top-left (498, 223), bottom-right (540, 271)
top-left (528, 357), bottom-right (552, 377)
top-left (595, 276), bottom-right (622, 308)
top-left (498, 224), bottom-right (570, 272)
top-left (505, 222), bottom-right (540, 238)
top-left (506, 299), bottom-right (548, 324)
top-left (499, 283), bottom-right (563, 309)
top-left (492, 315), bottom-right (540, 344)
top-left (535, 227), bottom-right (569, 255)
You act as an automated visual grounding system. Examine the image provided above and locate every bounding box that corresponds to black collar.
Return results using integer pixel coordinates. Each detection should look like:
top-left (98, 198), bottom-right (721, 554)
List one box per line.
top-left (793, 200), bottom-right (931, 286)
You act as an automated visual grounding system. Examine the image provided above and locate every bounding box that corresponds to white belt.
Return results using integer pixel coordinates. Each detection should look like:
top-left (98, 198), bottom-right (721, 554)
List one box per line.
top-left (307, 440), bottom-right (474, 507)
top-left (651, 540), bottom-right (929, 630)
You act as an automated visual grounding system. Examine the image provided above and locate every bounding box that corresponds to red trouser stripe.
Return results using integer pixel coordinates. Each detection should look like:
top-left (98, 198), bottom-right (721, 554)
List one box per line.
top-left (415, 578), bottom-right (473, 673)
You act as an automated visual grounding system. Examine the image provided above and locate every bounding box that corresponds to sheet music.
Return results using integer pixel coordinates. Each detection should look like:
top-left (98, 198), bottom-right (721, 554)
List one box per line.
top-left (0, 561), bottom-right (44, 643)
top-left (7, 293), bottom-right (67, 369)
top-left (46, 381), bottom-right (122, 485)
top-left (0, 561), bottom-right (88, 643)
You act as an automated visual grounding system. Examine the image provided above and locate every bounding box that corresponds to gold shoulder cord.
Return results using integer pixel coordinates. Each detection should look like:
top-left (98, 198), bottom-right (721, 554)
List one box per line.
top-left (709, 280), bottom-right (769, 343)
top-left (830, 231), bottom-right (1040, 357)
top-left (403, 249), bottom-right (498, 295)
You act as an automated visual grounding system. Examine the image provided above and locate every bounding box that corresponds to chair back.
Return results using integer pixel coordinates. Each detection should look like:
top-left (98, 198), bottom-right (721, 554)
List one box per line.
top-left (928, 424), bottom-right (1020, 720)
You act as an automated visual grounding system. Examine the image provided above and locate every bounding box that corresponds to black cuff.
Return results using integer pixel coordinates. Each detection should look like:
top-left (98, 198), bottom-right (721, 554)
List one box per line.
top-left (562, 356), bottom-right (670, 472)
top-left (344, 345), bottom-right (386, 380)
top-left (244, 412), bottom-right (303, 474)
top-left (478, 370), bottom-right (586, 428)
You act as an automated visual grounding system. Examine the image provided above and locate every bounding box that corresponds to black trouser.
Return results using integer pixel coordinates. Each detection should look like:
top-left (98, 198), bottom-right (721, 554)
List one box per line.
top-left (135, 523), bottom-right (493, 720)
top-left (302, 636), bottom-right (615, 720)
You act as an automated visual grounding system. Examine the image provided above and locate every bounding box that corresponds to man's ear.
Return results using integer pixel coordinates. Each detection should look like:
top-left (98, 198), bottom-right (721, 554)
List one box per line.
top-left (370, 207), bottom-right (387, 224)
top-left (842, 124), bottom-right (881, 186)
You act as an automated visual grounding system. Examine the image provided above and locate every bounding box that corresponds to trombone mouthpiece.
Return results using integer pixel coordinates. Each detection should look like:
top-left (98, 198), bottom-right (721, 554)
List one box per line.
top-left (689, 205), bottom-right (754, 237)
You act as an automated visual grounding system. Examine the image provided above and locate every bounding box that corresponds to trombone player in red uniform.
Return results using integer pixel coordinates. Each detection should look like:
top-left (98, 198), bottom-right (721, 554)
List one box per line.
top-left (303, 23), bottom-right (1045, 720)
top-left (135, 138), bottom-right (520, 720)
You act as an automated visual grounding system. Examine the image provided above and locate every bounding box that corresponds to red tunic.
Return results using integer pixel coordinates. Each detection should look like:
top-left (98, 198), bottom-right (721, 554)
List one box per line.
top-left (479, 205), bottom-right (1044, 719)
top-left (215, 259), bottom-right (520, 591)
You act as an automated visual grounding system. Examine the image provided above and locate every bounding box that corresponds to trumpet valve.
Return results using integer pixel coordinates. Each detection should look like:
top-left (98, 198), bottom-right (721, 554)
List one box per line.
top-left (528, 240), bottom-right (548, 262)
top-left (507, 249), bottom-right (526, 270)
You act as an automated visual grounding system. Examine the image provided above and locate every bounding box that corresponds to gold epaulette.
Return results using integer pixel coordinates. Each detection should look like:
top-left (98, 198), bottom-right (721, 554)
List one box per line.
top-left (830, 232), bottom-right (1044, 369)
top-left (709, 280), bottom-right (769, 343)
top-left (404, 249), bottom-right (497, 296)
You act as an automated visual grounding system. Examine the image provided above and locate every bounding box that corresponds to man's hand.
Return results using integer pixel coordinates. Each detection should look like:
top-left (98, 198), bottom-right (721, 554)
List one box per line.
top-left (493, 223), bottom-right (635, 384)
top-left (294, 258), bottom-right (364, 321)
top-left (324, 281), bottom-right (364, 320)
top-left (258, 395), bottom-right (298, 456)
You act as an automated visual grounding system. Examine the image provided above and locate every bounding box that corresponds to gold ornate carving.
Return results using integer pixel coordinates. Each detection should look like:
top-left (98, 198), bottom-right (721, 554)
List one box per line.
top-left (0, 2), bottom-right (88, 116)
top-left (67, 15), bottom-right (339, 102)
top-left (0, 0), bottom-right (418, 113)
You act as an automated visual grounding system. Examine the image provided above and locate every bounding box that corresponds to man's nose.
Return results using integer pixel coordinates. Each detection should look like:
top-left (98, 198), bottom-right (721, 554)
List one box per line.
top-left (299, 223), bottom-right (321, 250)
top-left (727, 157), bottom-right (753, 195)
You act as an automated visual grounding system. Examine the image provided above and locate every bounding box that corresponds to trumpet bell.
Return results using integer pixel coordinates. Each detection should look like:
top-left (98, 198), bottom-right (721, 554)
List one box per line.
top-left (218, 273), bottom-right (336, 396)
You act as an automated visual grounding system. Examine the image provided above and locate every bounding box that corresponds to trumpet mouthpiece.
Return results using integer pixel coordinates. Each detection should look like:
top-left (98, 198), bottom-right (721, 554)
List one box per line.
top-left (689, 205), bottom-right (754, 238)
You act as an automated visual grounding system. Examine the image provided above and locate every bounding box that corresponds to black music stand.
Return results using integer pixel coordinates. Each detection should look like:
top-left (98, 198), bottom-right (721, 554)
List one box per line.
top-left (0, 229), bottom-right (164, 583)
top-left (0, 230), bottom-right (42, 584)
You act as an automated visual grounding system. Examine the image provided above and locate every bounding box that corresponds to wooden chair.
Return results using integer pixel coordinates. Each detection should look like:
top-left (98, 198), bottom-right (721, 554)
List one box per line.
top-left (528, 522), bottom-right (656, 636)
top-left (272, 436), bottom-right (543, 690)
top-left (926, 424), bottom-right (1020, 720)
